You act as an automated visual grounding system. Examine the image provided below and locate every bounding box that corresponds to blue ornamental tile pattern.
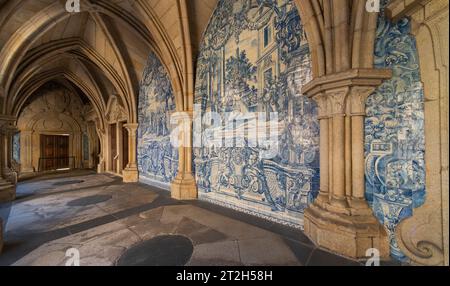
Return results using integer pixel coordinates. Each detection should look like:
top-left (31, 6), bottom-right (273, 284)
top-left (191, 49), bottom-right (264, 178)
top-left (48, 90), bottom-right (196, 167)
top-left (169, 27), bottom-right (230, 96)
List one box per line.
top-left (13, 132), bottom-right (20, 162)
top-left (194, 0), bottom-right (319, 228)
top-left (83, 133), bottom-right (89, 161)
top-left (137, 52), bottom-right (178, 187)
top-left (365, 0), bottom-right (426, 262)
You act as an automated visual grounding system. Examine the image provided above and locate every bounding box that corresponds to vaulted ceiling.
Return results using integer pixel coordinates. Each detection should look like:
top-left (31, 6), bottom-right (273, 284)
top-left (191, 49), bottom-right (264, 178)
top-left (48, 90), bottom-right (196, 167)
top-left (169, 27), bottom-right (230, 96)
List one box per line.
top-left (0, 0), bottom-right (217, 128)
top-left (0, 0), bottom-right (379, 130)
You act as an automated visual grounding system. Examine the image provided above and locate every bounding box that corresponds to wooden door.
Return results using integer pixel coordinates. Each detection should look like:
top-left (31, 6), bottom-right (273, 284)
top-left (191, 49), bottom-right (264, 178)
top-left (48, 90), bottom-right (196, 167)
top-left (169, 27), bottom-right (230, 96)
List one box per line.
top-left (40, 135), bottom-right (69, 171)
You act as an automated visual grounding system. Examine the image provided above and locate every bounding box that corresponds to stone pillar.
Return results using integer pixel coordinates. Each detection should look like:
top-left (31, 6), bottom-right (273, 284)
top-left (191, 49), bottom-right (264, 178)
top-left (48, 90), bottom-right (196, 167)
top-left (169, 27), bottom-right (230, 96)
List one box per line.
top-left (1, 132), bottom-right (7, 176)
top-left (313, 94), bottom-right (330, 207)
top-left (97, 128), bottom-right (106, 173)
top-left (1, 123), bottom-right (17, 175)
top-left (387, 0), bottom-right (449, 266)
top-left (170, 111), bottom-right (197, 200)
top-left (302, 69), bottom-right (391, 260)
top-left (105, 125), bottom-right (112, 172)
top-left (116, 122), bottom-right (123, 174)
top-left (0, 117), bottom-right (17, 202)
top-left (20, 130), bottom-right (33, 173)
top-left (73, 131), bottom-right (82, 169)
top-left (122, 123), bottom-right (138, 183)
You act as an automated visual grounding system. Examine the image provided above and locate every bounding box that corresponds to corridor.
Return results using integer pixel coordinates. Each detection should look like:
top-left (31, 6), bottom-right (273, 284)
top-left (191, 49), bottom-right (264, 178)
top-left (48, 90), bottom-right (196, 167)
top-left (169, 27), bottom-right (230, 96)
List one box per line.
top-left (0, 171), bottom-right (367, 266)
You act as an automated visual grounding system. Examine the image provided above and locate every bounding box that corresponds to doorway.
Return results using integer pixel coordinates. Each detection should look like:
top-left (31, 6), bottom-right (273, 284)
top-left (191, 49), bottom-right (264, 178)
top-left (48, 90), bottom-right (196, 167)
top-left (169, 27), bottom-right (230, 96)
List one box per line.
top-left (40, 135), bottom-right (70, 171)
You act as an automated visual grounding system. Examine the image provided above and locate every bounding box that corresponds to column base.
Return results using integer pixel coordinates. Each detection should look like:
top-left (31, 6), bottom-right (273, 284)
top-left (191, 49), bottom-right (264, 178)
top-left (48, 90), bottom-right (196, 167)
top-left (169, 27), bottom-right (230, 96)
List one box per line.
top-left (122, 168), bottom-right (138, 183)
top-left (304, 202), bottom-right (389, 260)
top-left (97, 161), bottom-right (105, 173)
top-left (171, 173), bottom-right (197, 200)
top-left (0, 185), bottom-right (15, 203)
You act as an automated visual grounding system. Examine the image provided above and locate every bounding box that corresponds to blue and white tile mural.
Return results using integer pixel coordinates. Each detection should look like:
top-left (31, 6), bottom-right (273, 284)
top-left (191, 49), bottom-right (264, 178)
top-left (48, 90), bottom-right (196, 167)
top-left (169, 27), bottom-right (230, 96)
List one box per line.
top-left (13, 132), bottom-right (20, 162)
top-left (83, 133), bottom-right (89, 162)
top-left (193, 0), bottom-right (319, 227)
top-left (138, 52), bottom-right (178, 188)
top-left (365, 0), bottom-right (426, 262)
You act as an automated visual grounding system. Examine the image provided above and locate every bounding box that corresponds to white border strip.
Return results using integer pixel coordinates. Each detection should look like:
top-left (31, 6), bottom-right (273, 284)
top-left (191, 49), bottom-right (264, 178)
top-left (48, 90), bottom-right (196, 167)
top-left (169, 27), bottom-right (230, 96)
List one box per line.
top-left (139, 175), bottom-right (171, 191)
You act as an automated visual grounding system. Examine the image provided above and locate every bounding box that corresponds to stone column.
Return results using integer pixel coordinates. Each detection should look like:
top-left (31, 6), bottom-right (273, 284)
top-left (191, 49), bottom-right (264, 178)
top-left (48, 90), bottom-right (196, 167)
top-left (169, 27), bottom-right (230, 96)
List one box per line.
top-left (387, 0), bottom-right (449, 266)
top-left (302, 69), bottom-right (391, 259)
top-left (328, 88), bottom-right (350, 212)
top-left (96, 128), bottom-right (106, 173)
top-left (0, 130), bottom-right (8, 175)
top-left (20, 130), bottom-right (33, 173)
top-left (348, 87), bottom-right (375, 214)
top-left (0, 128), bottom-right (13, 175)
top-left (0, 117), bottom-right (17, 202)
top-left (170, 111), bottom-right (197, 200)
top-left (313, 93), bottom-right (330, 207)
top-left (73, 131), bottom-right (82, 169)
top-left (122, 123), bottom-right (138, 183)
top-left (105, 125), bottom-right (112, 172)
top-left (116, 122), bottom-right (123, 174)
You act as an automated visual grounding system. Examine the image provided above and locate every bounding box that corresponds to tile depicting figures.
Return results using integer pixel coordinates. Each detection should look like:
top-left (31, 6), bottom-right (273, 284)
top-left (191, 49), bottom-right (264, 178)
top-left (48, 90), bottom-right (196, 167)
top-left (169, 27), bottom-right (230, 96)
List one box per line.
top-left (193, 0), bottom-right (320, 227)
top-left (365, 0), bottom-right (427, 262)
top-left (138, 52), bottom-right (179, 189)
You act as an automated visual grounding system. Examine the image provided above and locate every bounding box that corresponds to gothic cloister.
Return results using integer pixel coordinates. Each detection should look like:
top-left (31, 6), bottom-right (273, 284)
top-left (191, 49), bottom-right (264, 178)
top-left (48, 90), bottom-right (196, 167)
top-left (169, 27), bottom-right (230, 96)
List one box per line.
top-left (0, 0), bottom-right (448, 266)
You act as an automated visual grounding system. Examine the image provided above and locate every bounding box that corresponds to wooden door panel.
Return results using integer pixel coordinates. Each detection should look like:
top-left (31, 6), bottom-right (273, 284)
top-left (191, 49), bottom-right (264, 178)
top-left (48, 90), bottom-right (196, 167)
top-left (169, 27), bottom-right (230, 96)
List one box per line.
top-left (40, 135), bottom-right (70, 171)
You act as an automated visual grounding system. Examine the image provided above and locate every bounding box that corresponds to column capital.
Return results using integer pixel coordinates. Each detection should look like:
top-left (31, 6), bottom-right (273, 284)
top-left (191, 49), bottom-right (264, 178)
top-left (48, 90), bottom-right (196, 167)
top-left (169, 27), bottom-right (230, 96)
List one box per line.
top-left (312, 93), bottom-right (330, 119)
top-left (303, 68), bottom-right (391, 117)
top-left (325, 87), bottom-right (350, 116)
top-left (123, 123), bottom-right (139, 133)
top-left (349, 86), bottom-right (378, 116)
top-left (0, 115), bottom-right (17, 134)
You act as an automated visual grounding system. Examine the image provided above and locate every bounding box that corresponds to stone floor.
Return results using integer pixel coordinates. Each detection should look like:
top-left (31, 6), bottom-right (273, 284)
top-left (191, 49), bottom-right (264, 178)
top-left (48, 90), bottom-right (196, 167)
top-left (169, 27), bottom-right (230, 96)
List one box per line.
top-left (0, 170), bottom-right (379, 266)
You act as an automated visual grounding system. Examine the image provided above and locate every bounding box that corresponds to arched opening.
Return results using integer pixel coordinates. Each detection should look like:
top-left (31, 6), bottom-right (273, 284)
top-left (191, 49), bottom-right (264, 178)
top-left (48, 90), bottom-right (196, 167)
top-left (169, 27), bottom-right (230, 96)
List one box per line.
top-left (16, 81), bottom-right (98, 174)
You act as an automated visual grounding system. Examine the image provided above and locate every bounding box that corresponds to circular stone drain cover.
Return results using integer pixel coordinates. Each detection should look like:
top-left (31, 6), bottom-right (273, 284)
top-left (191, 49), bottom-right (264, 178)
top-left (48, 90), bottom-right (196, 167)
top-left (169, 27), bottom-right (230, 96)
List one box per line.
top-left (67, 194), bottom-right (112, 206)
top-left (53, 180), bottom-right (85, 186)
top-left (117, 235), bottom-right (193, 266)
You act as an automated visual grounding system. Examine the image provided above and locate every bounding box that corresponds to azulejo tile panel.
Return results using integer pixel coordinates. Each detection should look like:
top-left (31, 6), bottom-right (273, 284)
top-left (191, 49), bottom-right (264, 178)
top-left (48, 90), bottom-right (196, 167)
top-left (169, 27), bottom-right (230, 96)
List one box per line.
top-left (83, 133), bottom-right (89, 162)
top-left (193, 0), bottom-right (320, 228)
top-left (13, 132), bottom-right (20, 162)
top-left (365, 0), bottom-right (426, 262)
top-left (137, 52), bottom-right (178, 187)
